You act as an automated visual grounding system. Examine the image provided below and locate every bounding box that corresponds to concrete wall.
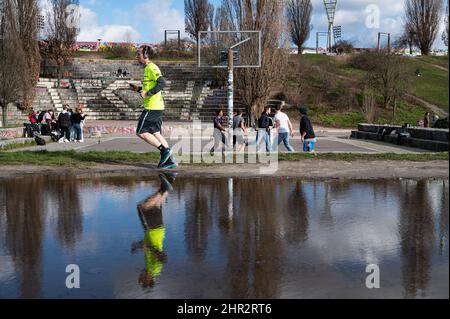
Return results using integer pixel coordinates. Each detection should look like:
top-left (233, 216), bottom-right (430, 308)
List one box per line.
top-left (0, 105), bottom-right (28, 127)
top-left (352, 124), bottom-right (449, 152)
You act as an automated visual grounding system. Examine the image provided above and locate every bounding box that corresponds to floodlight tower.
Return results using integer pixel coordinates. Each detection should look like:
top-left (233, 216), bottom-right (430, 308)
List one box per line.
top-left (323, 0), bottom-right (338, 53)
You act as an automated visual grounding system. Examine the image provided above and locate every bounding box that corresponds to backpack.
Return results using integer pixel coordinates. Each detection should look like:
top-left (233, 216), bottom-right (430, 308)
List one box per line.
top-left (35, 135), bottom-right (46, 146)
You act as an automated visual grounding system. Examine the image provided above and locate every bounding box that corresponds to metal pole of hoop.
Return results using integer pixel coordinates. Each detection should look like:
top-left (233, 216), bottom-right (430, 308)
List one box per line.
top-left (227, 48), bottom-right (234, 130)
top-left (227, 38), bottom-right (251, 131)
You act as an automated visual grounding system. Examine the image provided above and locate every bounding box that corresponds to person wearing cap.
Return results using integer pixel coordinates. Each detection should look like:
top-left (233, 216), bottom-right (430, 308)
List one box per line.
top-left (299, 107), bottom-right (317, 154)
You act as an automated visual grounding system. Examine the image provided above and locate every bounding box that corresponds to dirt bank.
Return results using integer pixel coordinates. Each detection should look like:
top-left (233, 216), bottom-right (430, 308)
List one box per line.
top-left (0, 160), bottom-right (448, 180)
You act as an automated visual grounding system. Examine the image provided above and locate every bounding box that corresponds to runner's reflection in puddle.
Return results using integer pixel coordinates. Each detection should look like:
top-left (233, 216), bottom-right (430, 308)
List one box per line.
top-left (131, 173), bottom-right (176, 288)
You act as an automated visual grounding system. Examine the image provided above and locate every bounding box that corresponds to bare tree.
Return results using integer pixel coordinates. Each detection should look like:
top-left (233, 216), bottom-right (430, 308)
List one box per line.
top-left (404, 0), bottom-right (444, 55)
top-left (443, 6), bottom-right (449, 51)
top-left (17, 0), bottom-right (40, 109)
top-left (213, 5), bottom-right (230, 31)
top-left (0, 0), bottom-right (39, 126)
top-left (367, 51), bottom-right (410, 111)
top-left (286, 0), bottom-right (312, 55)
top-left (360, 87), bottom-right (377, 123)
top-left (184, 0), bottom-right (212, 44)
top-left (396, 19), bottom-right (416, 54)
top-left (207, 2), bottom-right (214, 31)
top-left (220, 0), bottom-right (288, 122)
top-left (42, 0), bottom-right (79, 87)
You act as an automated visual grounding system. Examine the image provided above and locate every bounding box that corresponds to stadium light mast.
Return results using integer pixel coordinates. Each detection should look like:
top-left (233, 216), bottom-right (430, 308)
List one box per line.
top-left (323, 0), bottom-right (338, 53)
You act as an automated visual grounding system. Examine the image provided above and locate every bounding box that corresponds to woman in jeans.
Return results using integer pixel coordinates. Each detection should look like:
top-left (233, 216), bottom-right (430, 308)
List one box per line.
top-left (70, 108), bottom-right (88, 142)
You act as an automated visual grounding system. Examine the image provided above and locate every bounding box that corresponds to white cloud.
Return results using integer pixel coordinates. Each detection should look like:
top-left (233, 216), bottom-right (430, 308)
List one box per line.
top-left (134, 0), bottom-right (186, 43)
top-left (307, 0), bottom-right (447, 49)
top-left (77, 6), bottom-right (140, 42)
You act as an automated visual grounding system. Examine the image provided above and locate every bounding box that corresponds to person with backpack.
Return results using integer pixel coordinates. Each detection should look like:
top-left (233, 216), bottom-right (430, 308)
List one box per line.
top-left (57, 105), bottom-right (72, 143)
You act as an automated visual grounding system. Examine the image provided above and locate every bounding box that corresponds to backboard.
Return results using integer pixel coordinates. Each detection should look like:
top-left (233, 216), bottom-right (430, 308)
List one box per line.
top-left (198, 31), bottom-right (261, 68)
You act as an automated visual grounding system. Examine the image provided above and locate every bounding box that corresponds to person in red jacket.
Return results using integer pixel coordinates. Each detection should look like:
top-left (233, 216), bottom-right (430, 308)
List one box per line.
top-left (28, 109), bottom-right (38, 123)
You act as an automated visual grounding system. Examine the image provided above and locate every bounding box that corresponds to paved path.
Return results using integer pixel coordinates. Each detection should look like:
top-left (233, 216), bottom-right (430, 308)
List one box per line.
top-left (13, 134), bottom-right (428, 154)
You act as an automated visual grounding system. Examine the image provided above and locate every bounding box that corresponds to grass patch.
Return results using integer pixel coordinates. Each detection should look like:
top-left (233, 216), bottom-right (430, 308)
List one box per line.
top-left (0, 140), bottom-right (37, 152)
top-left (287, 101), bottom-right (430, 129)
top-left (0, 150), bottom-right (447, 167)
top-left (374, 100), bottom-right (430, 126)
top-left (0, 150), bottom-right (161, 168)
top-left (417, 56), bottom-right (449, 69)
top-left (404, 58), bottom-right (449, 110)
top-left (310, 111), bottom-right (366, 128)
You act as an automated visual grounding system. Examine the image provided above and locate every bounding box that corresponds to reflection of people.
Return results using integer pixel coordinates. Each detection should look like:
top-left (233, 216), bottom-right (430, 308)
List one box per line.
top-left (132, 173), bottom-right (176, 288)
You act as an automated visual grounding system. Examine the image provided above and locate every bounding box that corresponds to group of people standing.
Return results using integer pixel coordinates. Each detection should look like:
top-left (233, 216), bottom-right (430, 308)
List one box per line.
top-left (211, 102), bottom-right (317, 154)
top-left (28, 105), bottom-right (87, 143)
top-left (418, 112), bottom-right (440, 128)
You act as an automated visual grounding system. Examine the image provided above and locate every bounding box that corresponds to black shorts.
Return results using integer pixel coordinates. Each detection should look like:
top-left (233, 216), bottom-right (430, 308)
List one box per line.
top-left (137, 110), bottom-right (163, 135)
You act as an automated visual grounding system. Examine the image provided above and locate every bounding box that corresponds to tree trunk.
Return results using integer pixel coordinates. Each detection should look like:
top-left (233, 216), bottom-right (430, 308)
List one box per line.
top-left (1, 104), bottom-right (7, 128)
top-left (57, 64), bottom-right (62, 88)
top-left (421, 46), bottom-right (430, 56)
top-left (392, 97), bottom-right (397, 123)
top-left (298, 45), bottom-right (302, 55)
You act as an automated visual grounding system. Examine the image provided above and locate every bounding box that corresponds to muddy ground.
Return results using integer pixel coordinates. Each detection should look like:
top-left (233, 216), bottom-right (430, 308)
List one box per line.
top-left (0, 160), bottom-right (448, 180)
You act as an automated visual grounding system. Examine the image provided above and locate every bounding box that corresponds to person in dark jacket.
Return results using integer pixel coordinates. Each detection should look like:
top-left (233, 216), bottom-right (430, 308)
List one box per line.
top-left (71, 108), bottom-right (87, 142)
top-left (57, 105), bottom-right (72, 142)
top-left (211, 109), bottom-right (227, 153)
top-left (256, 106), bottom-right (273, 152)
top-left (299, 107), bottom-right (317, 154)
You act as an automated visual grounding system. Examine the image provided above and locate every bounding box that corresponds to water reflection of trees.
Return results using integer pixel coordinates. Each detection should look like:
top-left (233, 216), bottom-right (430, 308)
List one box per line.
top-left (399, 180), bottom-right (436, 298)
top-left (0, 176), bottom-right (84, 298)
top-left (438, 181), bottom-right (449, 256)
top-left (285, 180), bottom-right (309, 245)
top-left (3, 177), bottom-right (45, 299)
top-left (182, 179), bottom-right (214, 262)
top-left (48, 178), bottom-right (83, 249)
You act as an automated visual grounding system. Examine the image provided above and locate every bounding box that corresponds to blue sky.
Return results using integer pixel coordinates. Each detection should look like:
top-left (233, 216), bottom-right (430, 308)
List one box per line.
top-left (68, 0), bottom-right (447, 49)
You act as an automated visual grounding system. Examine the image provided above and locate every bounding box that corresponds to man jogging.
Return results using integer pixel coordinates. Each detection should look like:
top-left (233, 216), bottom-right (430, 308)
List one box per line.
top-left (132, 45), bottom-right (177, 169)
